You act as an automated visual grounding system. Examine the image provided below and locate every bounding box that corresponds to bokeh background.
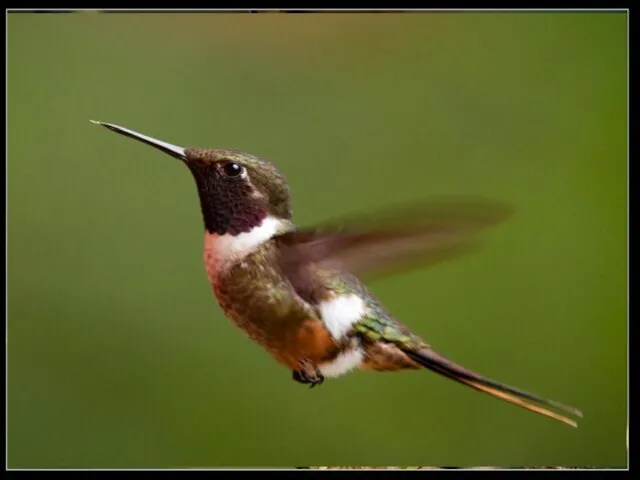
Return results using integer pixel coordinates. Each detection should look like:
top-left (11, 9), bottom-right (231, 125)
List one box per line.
top-left (8, 12), bottom-right (627, 468)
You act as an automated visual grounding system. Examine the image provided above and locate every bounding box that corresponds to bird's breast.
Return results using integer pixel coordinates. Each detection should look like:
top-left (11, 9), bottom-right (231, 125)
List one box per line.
top-left (202, 232), bottom-right (371, 377)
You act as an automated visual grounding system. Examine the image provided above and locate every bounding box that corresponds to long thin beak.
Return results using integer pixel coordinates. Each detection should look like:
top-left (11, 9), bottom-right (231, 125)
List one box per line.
top-left (90, 120), bottom-right (186, 160)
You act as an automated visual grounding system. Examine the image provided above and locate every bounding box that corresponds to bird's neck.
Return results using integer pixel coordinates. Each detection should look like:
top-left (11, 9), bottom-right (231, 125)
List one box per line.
top-left (203, 215), bottom-right (291, 282)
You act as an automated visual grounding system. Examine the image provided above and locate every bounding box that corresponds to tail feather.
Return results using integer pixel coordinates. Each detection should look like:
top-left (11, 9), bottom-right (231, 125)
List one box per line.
top-left (403, 348), bottom-right (582, 428)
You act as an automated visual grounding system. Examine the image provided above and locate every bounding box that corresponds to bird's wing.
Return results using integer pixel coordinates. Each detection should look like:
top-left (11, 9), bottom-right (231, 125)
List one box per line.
top-left (274, 196), bottom-right (513, 302)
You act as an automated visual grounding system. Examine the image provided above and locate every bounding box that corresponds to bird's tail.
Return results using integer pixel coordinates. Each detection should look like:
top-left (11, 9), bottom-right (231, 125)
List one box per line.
top-left (403, 347), bottom-right (582, 427)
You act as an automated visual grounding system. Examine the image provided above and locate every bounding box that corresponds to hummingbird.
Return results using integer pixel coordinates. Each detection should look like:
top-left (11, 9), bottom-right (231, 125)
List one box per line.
top-left (92, 120), bottom-right (582, 428)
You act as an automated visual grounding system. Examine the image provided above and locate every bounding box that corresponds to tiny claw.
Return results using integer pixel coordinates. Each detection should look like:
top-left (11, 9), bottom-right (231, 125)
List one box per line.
top-left (293, 359), bottom-right (324, 388)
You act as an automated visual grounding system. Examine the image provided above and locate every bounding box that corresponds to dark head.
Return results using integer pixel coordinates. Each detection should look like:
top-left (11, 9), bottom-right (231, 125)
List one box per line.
top-left (92, 121), bottom-right (292, 236)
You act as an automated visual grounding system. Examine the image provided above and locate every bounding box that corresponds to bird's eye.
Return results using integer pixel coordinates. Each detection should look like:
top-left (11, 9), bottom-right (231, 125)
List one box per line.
top-left (222, 162), bottom-right (244, 178)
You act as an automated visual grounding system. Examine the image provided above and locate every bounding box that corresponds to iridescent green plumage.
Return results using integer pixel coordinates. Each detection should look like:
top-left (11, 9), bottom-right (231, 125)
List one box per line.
top-left (328, 275), bottom-right (427, 349)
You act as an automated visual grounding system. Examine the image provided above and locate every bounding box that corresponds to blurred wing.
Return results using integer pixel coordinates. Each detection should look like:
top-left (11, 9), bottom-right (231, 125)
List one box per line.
top-left (275, 196), bottom-right (513, 298)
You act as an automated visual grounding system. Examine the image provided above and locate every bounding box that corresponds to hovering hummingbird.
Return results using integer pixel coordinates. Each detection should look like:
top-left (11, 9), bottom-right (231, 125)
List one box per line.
top-left (92, 120), bottom-right (582, 427)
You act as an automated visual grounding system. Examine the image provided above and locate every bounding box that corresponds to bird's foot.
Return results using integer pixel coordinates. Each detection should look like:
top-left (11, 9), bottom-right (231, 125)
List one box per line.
top-left (292, 359), bottom-right (324, 388)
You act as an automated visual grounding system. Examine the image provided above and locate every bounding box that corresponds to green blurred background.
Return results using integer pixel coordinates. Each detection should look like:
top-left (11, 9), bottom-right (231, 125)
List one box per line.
top-left (7, 12), bottom-right (627, 468)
